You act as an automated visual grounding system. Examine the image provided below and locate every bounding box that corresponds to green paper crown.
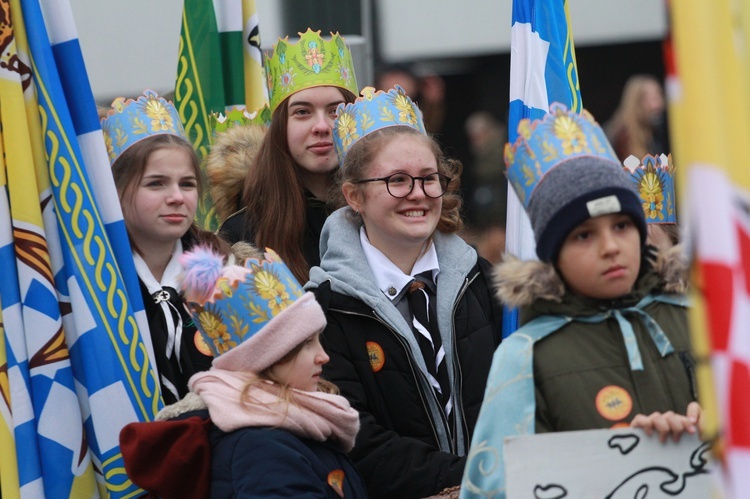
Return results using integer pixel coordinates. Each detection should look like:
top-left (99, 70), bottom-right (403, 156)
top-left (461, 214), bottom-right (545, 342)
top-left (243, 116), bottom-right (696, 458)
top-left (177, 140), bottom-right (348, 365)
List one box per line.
top-left (208, 106), bottom-right (271, 143)
top-left (264, 29), bottom-right (358, 112)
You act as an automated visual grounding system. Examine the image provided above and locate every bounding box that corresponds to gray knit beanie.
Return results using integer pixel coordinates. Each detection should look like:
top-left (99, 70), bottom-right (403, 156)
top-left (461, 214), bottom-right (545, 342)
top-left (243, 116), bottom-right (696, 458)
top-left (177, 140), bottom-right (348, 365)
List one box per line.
top-left (528, 156), bottom-right (647, 262)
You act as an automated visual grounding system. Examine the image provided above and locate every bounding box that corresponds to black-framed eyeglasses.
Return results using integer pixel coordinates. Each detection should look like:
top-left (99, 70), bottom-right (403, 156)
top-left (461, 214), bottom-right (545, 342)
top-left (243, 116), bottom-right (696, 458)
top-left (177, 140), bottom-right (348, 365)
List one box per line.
top-left (355, 172), bottom-right (451, 199)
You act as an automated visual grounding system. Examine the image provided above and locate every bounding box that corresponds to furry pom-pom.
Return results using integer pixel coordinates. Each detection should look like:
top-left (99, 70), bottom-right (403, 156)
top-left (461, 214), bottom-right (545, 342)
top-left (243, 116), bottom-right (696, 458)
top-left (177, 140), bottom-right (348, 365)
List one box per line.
top-left (180, 246), bottom-right (224, 303)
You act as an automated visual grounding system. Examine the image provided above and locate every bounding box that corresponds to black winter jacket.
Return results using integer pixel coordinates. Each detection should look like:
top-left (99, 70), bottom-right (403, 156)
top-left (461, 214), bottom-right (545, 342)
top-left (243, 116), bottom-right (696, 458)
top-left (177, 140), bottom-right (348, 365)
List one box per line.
top-left (307, 209), bottom-right (502, 498)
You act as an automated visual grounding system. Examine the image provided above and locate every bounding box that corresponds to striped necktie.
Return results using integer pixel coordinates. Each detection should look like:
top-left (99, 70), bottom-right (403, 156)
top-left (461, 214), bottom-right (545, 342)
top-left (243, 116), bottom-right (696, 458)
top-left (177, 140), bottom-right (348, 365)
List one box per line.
top-left (407, 272), bottom-right (452, 420)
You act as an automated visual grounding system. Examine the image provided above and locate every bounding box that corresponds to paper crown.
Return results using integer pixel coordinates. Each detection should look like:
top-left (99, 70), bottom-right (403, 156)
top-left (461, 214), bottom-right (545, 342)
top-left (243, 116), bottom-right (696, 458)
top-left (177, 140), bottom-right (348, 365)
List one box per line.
top-left (182, 247), bottom-right (304, 358)
top-left (208, 105), bottom-right (271, 142)
top-left (623, 153), bottom-right (677, 224)
top-left (180, 246), bottom-right (327, 372)
top-left (264, 29), bottom-right (359, 112)
top-left (504, 102), bottom-right (620, 207)
top-left (333, 86), bottom-right (426, 165)
top-left (101, 89), bottom-right (186, 166)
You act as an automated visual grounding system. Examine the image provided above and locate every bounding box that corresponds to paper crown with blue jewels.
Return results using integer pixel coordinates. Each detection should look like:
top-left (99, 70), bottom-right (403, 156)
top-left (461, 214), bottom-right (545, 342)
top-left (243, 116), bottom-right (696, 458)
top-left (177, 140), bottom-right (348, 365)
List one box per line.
top-left (333, 86), bottom-right (426, 164)
top-left (623, 153), bottom-right (677, 224)
top-left (101, 89), bottom-right (186, 166)
top-left (504, 102), bottom-right (620, 207)
top-left (264, 28), bottom-right (359, 112)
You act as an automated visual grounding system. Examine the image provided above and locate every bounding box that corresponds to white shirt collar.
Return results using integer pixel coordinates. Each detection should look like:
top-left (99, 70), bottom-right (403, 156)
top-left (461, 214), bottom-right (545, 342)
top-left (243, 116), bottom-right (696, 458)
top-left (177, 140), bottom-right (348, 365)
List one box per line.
top-left (359, 227), bottom-right (440, 302)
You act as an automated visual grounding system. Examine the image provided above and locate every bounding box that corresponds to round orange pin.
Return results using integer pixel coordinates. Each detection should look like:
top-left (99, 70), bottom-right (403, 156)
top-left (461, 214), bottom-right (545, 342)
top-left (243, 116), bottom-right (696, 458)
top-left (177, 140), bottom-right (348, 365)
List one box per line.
top-left (327, 469), bottom-right (345, 498)
top-left (194, 331), bottom-right (213, 357)
top-left (366, 341), bottom-right (385, 372)
top-left (595, 385), bottom-right (633, 421)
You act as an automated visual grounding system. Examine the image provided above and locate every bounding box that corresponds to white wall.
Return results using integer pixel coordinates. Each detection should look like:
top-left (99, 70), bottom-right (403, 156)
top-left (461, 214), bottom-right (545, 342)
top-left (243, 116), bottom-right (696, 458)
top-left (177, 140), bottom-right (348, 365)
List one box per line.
top-left (70, 0), bottom-right (666, 102)
top-left (377, 0), bottom-right (666, 61)
top-left (70, 0), bottom-right (285, 102)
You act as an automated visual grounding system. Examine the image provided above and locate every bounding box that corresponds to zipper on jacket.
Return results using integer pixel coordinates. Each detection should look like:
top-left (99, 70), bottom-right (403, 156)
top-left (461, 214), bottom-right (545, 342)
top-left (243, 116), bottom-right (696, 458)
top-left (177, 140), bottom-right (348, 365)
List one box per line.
top-left (450, 271), bottom-right (480, 454)
top-left (329, 308), bottom-right (444, 451)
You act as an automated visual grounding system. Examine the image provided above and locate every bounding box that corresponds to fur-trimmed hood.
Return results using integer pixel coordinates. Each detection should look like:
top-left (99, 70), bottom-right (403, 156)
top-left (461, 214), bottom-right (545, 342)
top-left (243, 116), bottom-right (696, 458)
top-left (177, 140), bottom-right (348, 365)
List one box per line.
top-left (205, 125), bottom-right (266, 224)
top-left (494, 244), bottom-right (689, 310)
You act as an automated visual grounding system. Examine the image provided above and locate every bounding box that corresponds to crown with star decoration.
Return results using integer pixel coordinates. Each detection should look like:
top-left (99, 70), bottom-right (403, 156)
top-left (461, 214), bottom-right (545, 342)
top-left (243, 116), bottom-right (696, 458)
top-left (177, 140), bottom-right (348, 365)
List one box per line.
top-left (623, 153), bottom-right (677, 223)
top-left (208, 105), bottom-right (272, 143)
top-left (333, 85), bottom-right (426, 165)
top-left (264, 29), bottom-right (358, 112)
top-left (100, 89), bottom-right (186, 166)
top-left (504, 102), bottom-right (620, 207)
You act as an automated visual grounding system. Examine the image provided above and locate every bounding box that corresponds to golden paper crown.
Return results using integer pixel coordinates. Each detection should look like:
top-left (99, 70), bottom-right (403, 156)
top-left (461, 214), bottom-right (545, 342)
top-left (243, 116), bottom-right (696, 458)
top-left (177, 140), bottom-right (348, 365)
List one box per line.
top-left (264, 29), bottom-right (358, 112)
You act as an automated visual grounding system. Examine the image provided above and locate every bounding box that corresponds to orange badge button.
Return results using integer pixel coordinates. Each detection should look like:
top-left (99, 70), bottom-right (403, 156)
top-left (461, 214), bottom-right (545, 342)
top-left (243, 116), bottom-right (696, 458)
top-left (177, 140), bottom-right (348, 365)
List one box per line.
top-left (595, 385), bottom-right (633, 421)
top-left (366, 341), bottom-right (385, 372)
top-left (194, 331), bottom-right (213, 357)
top-left (327, 469), bottom-right (345, 498)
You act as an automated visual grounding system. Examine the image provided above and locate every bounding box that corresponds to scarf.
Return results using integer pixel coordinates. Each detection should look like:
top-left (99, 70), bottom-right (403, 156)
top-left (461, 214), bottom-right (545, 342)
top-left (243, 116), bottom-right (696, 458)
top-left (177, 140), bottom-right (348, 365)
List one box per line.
top-left (190, 369), bottom-right (360, 452)
top-left (134, 239), bottom-right (186, 401)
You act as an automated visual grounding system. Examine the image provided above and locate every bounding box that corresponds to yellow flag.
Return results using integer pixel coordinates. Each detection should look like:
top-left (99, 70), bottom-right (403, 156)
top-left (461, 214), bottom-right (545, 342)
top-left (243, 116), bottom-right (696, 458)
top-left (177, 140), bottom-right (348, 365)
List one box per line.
top-left (669, 1), bottom-right (750, 496)
top-left (242, 0), bottom-right (269, 111)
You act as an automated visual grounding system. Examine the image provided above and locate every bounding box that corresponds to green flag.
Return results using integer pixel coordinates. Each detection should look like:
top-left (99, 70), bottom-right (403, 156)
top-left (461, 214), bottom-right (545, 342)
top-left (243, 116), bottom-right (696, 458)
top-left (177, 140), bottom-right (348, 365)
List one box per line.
top-left (175, 0), bottom-right (246, 230)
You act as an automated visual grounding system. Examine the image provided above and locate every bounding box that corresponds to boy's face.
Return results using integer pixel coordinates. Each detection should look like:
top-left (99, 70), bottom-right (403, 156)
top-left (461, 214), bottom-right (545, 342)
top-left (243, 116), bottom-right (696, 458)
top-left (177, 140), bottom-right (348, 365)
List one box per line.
top-left (557, 213), bottom-right (641, 300)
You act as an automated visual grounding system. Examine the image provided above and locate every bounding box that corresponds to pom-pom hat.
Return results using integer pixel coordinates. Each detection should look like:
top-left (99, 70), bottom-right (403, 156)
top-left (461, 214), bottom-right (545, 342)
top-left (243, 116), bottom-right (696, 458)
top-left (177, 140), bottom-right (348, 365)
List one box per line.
top-left (101, 89), bottom-right (186, 166)
top-left (180, 247), bottom-right (327, 373)
top-left (264, 29), bottom-right (359, 113)
top-left (504, 103), bottom-right (647, 262)
top-left (333, 85), bottom-right (426, 166)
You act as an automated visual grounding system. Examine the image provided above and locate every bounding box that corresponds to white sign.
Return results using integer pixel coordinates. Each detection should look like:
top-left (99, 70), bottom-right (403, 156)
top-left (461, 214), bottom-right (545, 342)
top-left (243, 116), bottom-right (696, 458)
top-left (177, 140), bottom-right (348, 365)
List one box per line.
top-left (504, 428), bottom-right (714, 498)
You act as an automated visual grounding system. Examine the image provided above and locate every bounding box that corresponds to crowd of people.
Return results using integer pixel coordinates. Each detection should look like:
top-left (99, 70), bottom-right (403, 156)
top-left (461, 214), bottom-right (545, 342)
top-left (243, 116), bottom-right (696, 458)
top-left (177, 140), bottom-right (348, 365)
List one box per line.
top-left (105, 28), bottom-right (695, 499)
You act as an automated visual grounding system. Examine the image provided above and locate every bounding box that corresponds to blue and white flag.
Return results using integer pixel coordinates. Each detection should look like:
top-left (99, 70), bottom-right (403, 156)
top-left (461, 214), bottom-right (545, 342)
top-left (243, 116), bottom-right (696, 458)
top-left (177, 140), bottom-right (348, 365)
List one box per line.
top-left (503, 0), bottom-right (582, 335)
top-left (0, 0), bottom-right (164, 496)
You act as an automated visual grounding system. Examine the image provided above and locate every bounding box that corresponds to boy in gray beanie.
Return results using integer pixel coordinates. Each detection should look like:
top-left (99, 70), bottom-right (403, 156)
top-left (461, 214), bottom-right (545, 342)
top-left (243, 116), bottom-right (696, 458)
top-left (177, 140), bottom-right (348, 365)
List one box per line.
top-left (461, 104), bottom-right (701, 498)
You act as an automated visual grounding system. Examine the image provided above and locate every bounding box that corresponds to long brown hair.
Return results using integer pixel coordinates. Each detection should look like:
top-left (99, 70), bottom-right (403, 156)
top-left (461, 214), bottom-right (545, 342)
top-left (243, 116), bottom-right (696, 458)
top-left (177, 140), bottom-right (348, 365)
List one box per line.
top-left (241, 88), bottom-right (356, 284)
top-left (605, 74), bottom-right (664, 160)
top-left (335, 126), bottom-right (464, 234)
top-left (113, 134), bottom-right (229, 254)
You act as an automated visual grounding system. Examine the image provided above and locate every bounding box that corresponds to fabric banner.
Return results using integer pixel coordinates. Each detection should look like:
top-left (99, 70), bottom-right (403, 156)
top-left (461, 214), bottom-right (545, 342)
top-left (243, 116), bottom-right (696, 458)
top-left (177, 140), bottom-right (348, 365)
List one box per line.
top-left (175, 0), bottom-right (267, 231)
top-left (0, 0), bottom-right (162, 496)
top-left (503, 0), bottom-right (582, 336)
top-left (668, 1), bottom-right (750, 497)
top-left (242, 0), bottom-right (269, 110)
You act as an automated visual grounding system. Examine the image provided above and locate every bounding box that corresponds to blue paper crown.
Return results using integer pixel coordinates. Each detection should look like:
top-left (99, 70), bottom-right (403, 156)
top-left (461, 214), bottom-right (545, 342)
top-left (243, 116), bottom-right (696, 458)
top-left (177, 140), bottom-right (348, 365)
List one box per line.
top-left (187, 249), bottom-right (304, 358)
top-left (623, 153), bottom-right (677, 224)
top-left (504, 102), bottom-right (620, 207)
top-left (101, 89), bottom-right (186, 166)
top-left (333, 86), bottom-right (426, 165)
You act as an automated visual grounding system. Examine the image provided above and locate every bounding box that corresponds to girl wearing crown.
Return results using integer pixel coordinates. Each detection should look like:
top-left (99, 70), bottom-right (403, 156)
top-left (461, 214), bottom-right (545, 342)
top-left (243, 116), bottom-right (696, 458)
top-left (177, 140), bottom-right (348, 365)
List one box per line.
top-left (120, 248), bottom-right (367, 498)
top-left (218, 29), bottom-right (359, 285)
top-left (305, 87), bottom-right (503, 498)
top-left (102, 90), bottom-right (230, 406)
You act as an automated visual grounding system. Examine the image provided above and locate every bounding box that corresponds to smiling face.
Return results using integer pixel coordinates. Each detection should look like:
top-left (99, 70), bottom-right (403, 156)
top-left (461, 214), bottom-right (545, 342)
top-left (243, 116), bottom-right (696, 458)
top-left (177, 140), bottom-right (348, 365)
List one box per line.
top-left (343, 133), bottom-right (442, 263)
top-left (268, 332), bottom-right (330, 392)
top-left (286, 86), bottom-right (347, 179)
top-left (120, 145), bottom-right (198, 251)
top-left (556, 213), bottom-right (642, 300)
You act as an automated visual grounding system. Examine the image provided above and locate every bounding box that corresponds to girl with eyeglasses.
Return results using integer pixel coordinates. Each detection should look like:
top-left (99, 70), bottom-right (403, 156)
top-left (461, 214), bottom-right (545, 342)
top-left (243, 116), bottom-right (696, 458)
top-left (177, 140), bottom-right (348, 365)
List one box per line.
top-left (305, 87), bottom-right (503, 498)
